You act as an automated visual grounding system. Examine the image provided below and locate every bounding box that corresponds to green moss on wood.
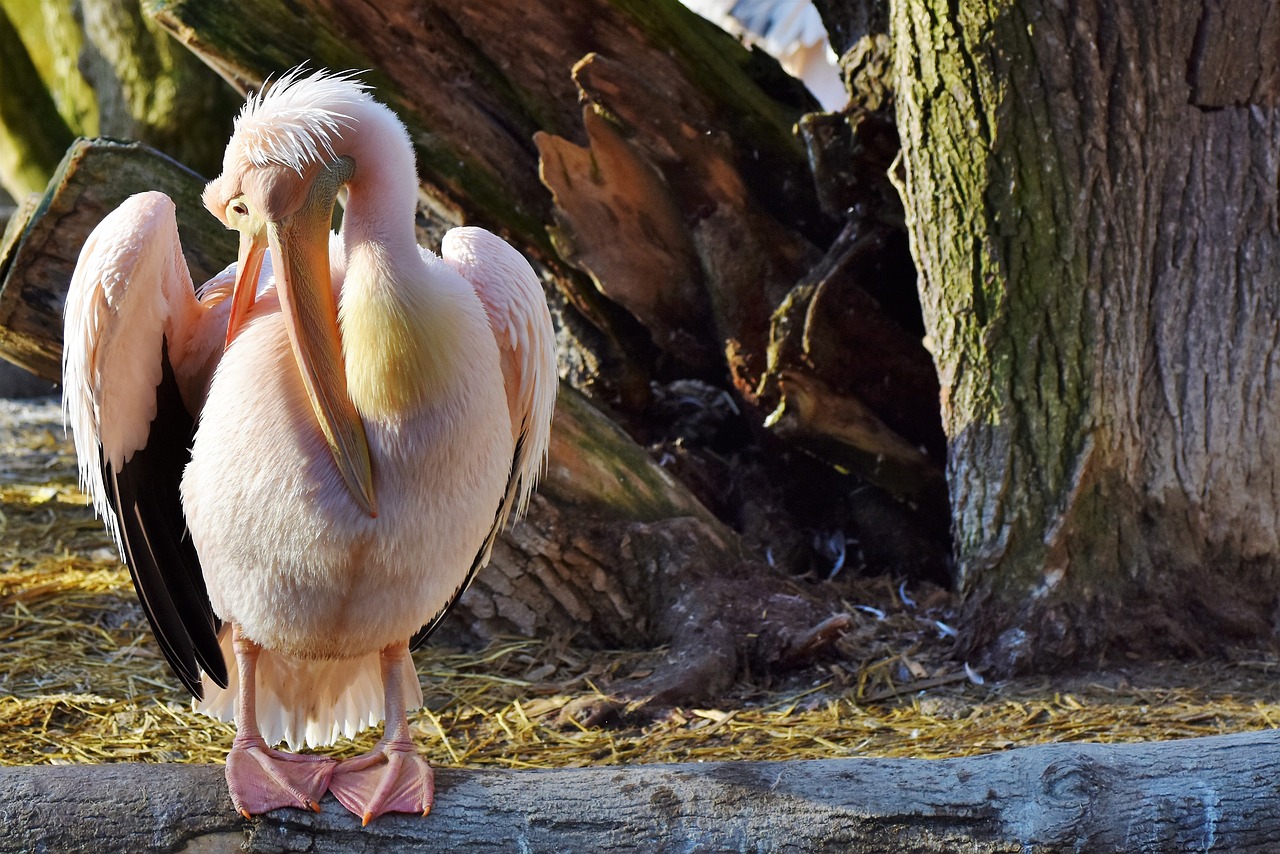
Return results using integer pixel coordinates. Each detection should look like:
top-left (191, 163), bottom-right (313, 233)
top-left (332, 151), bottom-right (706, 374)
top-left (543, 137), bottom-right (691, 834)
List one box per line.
top-left (80, 0), bottom-right (241, 178)
top-left (892, 0), bottom-right (1100, 599)
top-left (543, 385), bottom-right (723, 528)
top-left (0, 4), bottom-right (75, 197)
top-left (0, 0), bottom-right (97, 136)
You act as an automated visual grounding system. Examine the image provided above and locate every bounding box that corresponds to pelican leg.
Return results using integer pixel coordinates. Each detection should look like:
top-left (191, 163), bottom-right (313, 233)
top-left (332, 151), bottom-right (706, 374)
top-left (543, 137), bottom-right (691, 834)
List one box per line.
top-left (224, 626), bottom-right (336, 818)
top-left (329, 642), bottom-right (435, 824)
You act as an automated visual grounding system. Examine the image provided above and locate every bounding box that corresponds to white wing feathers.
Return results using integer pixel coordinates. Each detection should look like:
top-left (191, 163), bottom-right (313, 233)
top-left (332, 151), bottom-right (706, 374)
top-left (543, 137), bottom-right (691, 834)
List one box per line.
top-left (440, 226), bottom-right (557, 521)
top-left (62, 192), bottom-right (205, 551)
top-left (63, 191), bottom-right (232, 695)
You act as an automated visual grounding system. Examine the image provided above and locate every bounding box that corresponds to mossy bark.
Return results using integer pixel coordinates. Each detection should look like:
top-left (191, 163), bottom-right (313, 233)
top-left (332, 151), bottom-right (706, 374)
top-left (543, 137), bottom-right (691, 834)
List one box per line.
top-left (0, 0), bottom-right (97, 138)
top-left (77, 0), bottom-right (241, 179)
top-left (0, 4), bottom-right (75, 198)
top-left (893, 0), bottom-right (1280, 671)
top-left (0, 0), bottom-right (238, 196)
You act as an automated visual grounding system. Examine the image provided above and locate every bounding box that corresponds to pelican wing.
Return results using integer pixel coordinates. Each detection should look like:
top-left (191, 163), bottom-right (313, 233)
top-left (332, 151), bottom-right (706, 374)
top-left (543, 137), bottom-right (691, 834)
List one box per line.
top-left (441, 227), bottom-right (557, 519)
top-left (62, 192), bottom-right (228, 697)
top-left (409, 227), bottom-right (558, 648)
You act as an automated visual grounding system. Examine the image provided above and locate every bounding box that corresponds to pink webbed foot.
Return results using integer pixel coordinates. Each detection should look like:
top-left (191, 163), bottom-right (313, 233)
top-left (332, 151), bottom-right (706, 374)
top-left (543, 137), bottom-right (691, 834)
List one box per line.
top-left (225, 739), bottom-right (337, 819)
top-left (330, 741), bottom-right (435, 825)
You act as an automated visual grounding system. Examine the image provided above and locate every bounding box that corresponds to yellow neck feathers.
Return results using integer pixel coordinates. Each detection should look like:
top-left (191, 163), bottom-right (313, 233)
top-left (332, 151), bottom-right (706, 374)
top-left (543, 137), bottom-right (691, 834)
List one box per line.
top-left (339, 248), bottom-right (469, 421)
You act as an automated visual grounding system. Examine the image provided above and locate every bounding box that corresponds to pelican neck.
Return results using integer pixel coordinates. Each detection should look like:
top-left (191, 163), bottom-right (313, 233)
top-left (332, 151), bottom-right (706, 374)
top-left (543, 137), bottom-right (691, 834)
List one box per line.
top-left (336, 101), bottom-right (420, 261)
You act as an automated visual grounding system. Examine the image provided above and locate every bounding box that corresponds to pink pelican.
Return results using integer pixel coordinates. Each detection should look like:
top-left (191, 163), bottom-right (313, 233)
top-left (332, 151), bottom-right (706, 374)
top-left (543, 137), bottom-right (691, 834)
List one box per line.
top-left (62, 69), bottom-right (557, 823)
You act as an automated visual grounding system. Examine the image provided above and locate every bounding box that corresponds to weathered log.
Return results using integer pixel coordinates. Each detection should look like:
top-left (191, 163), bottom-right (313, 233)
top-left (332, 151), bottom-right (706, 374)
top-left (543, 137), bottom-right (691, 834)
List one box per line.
top-left (537, 49), bottom-right (818, 395)
top-left (0, 137), bottom-right (845, 701)
top-left (0, 139), bottom-right (235, 380)
top-left (537, 51), bottom-right (947, 506)
top-left (4, 729), bottom-right (1278, 852)
top-left (145, 0), bottom-right (942, 501)
top-left (148, 0), bottom-right (824, 252)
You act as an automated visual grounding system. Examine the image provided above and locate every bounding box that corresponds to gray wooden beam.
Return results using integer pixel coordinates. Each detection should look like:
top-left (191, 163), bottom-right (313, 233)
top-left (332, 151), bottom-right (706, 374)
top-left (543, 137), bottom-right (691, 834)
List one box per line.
top-left (4, 729), bottom-right (1278, 853)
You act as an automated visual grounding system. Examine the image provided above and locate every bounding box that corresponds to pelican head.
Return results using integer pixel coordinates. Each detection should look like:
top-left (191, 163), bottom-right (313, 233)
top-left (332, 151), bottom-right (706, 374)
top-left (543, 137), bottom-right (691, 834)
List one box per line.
top-left (202, 71), bottom-right (377, 516)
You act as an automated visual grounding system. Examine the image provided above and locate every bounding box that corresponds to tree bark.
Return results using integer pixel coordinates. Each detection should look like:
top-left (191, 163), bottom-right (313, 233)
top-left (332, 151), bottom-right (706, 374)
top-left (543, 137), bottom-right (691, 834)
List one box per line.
top-left (77, 0), bottom-right (242, 180)
top-left (892, 0), bottom-right (1280, 671)
top-left (0, 3), bottom-right (75, 198)
top-left (0, 0), bottom-right (98, 143)
top-left (4, 729), bottom-right (1279, 852)
top-left (0, 0), bottom-right (239, 199)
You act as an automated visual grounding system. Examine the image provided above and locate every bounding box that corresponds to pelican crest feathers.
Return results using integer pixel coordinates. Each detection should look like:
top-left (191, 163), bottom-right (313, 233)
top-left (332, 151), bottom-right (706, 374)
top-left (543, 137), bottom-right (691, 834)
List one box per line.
top-left (232, 68), bottom-right (371, 175)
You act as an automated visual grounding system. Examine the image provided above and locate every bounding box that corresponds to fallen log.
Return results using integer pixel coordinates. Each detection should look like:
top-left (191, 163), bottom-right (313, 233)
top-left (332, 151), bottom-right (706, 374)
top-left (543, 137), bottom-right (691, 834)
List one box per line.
top-left (0, 138), bottom-right (235, 380)
top-left (0, 138), bottom-right (847, 703)
top-left (4, 729), bottom-right (1278, 852)
top-left (147, 0), bottom-right (947, 501)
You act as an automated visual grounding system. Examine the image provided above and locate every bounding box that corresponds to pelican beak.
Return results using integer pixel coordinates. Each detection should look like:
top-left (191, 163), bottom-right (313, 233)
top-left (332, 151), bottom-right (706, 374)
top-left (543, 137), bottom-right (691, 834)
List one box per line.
top-left (267, 155), bottom-right (378, 517)
top-left (225, 221), bottom-right (267, 347)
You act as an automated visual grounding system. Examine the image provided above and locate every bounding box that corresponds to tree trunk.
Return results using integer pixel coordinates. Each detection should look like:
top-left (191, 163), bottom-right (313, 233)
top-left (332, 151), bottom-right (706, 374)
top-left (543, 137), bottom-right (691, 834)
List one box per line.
top-left (0, 0), bottom-right (239, 199)
top-left (0, 3), bottom-right (74, 198)
top-left (77, 0), bottom-right (242, 180)
top-left (891, 0), bottom-right (1280, 671)
top-left (5, 729), bottom-right (1279, 852)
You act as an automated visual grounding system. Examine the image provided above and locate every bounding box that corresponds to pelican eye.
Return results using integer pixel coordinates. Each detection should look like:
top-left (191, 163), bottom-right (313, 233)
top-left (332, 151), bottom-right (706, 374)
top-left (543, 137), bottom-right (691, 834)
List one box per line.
top-left (225, 196), bottom-right (252, 227)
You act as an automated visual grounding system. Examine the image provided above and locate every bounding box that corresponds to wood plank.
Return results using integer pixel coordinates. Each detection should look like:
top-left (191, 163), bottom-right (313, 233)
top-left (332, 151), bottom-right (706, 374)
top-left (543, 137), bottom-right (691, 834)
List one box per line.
top-left (3, 730), bottom-right (1277, 852)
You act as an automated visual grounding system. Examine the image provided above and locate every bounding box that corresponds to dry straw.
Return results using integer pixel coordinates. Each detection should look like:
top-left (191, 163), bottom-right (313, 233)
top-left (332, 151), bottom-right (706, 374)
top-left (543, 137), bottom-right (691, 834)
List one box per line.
top-left (1, 400), bottom-right (1277, 769)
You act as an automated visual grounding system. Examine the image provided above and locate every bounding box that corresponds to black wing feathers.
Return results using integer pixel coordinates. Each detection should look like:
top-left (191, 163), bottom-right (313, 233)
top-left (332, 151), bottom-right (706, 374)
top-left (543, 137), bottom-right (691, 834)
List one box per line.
top-left (105, 339), bottom-right (227, 697)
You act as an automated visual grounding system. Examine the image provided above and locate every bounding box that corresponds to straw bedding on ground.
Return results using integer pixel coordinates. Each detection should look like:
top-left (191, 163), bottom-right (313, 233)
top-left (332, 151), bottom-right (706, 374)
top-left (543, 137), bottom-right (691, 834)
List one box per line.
top-left (1, 398), bottom-right (1276, 769)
